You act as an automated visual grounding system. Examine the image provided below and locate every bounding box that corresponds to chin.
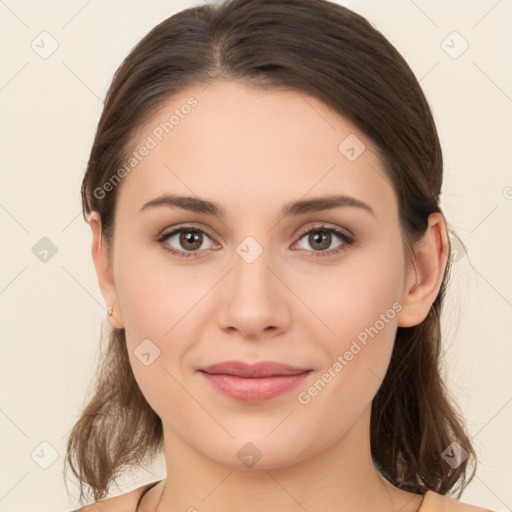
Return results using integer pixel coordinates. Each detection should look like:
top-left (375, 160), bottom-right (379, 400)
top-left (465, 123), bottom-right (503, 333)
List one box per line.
top-left (195, 430), bottom-right (314, 471)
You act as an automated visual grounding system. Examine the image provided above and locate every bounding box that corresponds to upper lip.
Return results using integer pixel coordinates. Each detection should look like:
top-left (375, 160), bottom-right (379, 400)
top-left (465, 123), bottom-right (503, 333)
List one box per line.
top-left (199, 360), bottom-right (312, 378)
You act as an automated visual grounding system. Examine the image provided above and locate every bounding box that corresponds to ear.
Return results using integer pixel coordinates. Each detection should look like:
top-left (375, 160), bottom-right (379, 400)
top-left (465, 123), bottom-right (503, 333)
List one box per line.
top-left (397, 212), bottom-right (449, 328)
top-left (89, 211), bottom-right (124, 329)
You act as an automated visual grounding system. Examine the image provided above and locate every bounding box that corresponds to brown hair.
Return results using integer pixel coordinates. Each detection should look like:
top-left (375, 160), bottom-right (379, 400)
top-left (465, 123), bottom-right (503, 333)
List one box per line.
top-left (65, 0), bottom-right (476, 504)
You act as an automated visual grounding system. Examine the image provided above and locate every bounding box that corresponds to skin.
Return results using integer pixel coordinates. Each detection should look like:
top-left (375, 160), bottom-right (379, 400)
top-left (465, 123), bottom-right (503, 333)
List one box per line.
top-left (89, 80), bottom-right (448, 511)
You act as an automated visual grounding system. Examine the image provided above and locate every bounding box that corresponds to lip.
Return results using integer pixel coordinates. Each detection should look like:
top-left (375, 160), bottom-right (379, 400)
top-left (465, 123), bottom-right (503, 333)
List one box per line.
top-left (198, 360), bottom-right (313, 402)
top-left (199, 360), bottom-right (311, 377)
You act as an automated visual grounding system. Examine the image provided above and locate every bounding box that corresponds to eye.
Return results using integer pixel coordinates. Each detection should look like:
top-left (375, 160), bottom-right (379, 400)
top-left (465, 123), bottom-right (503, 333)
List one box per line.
top-left (157, 224), bottom-right (355, 259)
top-left (157, 226), bottom-right (217, 258)
top-left (293, 225), bottom-right (354, 257)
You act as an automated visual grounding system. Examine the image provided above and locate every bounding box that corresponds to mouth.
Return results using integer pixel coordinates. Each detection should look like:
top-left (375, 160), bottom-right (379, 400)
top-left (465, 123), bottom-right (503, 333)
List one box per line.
top-left (198, 360), bottom-right (313, 402)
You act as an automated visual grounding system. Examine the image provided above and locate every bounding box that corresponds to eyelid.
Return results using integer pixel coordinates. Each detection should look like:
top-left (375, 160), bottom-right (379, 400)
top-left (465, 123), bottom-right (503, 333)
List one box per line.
top-left (294, 222), bottom-right (355, 240)
top-left (157, 222), bottom-right (217, 241)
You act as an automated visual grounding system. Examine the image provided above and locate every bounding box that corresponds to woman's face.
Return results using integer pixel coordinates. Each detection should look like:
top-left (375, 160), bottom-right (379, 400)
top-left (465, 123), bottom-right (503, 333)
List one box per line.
top-left (95, 80), bottom-right (419, 469)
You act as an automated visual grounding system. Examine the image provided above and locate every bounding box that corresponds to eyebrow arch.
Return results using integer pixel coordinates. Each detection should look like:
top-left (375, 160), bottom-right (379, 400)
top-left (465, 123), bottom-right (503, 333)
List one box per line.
top-left (139, 193), bottom-right (375, 218)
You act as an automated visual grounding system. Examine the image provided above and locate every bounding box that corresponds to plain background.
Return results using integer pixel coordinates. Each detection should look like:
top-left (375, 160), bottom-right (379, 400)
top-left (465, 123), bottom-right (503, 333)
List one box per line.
top-left (0, 0), bottom-right (511, 511)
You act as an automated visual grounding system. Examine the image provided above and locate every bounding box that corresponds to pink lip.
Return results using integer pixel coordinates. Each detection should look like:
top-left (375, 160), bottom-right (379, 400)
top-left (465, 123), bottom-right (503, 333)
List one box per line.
top-left (198, 360), bottom-right (312, 402)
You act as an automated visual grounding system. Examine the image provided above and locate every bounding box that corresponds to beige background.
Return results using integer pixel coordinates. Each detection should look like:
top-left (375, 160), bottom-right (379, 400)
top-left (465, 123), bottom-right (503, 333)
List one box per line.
top-left (0, 0), bottom-right (511, 511)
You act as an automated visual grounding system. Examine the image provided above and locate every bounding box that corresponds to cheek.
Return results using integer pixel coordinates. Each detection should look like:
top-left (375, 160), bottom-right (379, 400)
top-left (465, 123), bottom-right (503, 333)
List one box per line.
top-left (114, 257), bottom-right (197, 419)
top-left (300, 251), bottom-right (404, 351)
top-left (294, 275), bottom-right (400, 444)
top-left (113, 246), bottom-right (212, 410)
top-left (113, 240), bottom-right (204, 338)
top-left (294, 244), bottom-right (405, 406)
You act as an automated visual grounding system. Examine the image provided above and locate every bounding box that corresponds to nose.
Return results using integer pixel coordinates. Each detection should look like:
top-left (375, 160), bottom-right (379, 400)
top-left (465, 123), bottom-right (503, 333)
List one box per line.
top-left (216, 246), bottom-right (291, 340)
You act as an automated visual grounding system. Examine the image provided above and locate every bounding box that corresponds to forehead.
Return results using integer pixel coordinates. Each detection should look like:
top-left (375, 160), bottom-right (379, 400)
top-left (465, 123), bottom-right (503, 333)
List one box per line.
top-left (115, 80), bottom-right (396, 220)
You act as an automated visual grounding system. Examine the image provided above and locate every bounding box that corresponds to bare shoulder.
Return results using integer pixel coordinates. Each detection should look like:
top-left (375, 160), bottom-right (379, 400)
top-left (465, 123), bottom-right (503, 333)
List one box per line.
top-left (421, 490), bottom-right (497, 512)
top-left (71, 482), bottom-right (155, 512)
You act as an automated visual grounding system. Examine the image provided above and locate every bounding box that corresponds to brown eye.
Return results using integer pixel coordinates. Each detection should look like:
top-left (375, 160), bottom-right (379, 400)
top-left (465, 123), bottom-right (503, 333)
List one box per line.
top-left (295, 226), bottom-right (354, 257)
top-left (158, 227), bottom-right (216, 257)
top-left (307, 230), bottom-right (332, 251)
top-left (179, 230), bottom-right (203, 251)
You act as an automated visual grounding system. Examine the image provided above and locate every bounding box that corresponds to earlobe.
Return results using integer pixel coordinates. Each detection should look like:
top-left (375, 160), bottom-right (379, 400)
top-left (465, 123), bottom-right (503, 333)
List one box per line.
top-left (89, 211), bottom-right (124, 329)
top-left (397, 212), bottom-right (449, 328)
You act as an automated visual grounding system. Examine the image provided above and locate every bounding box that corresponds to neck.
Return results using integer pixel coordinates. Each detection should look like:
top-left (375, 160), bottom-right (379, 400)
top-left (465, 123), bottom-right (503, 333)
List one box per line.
top-left (147, 407), bottom-right (423, 512)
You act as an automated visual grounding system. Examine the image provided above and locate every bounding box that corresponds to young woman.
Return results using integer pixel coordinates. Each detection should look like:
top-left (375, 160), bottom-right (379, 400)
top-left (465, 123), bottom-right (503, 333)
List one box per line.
top-left (65, 0), bottom-right (496, 510)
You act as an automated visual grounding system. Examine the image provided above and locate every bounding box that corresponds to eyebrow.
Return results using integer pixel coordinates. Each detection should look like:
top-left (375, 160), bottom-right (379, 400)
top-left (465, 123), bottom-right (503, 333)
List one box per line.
top-left (139, 193), bottom-right (376, 218)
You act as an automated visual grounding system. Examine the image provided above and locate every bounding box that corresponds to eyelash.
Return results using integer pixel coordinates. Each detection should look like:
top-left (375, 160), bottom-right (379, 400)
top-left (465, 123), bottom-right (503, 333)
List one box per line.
top-left (156, 224), bottom-right (355, 259)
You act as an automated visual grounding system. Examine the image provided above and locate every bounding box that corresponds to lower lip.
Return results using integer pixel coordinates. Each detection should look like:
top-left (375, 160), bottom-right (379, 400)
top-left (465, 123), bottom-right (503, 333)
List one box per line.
top-left (200, 371), bottom-right (312, 402)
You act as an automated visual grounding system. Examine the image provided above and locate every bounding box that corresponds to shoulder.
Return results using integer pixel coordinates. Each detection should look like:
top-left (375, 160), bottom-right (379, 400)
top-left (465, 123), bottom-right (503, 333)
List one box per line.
top-left (70, 481), bottom-right (157, 512)
top-left (420, 490), bottom-right (497, 512)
